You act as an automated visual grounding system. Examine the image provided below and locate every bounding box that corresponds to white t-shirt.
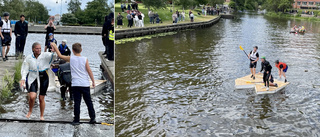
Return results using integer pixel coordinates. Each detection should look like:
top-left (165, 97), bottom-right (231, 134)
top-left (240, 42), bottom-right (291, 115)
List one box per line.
top-left (70, 56), bottom-right (90, 87)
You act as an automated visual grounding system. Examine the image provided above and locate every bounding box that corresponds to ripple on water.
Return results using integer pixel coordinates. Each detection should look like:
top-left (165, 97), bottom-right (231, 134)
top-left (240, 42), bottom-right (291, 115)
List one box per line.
top-left (116, 14), bottom-right (320, 136)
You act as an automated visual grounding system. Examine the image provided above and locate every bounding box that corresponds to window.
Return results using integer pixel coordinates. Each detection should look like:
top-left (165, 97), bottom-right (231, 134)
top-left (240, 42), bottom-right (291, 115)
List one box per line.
top-left (316, 2), bottom-right (320, 5)
top-left (309, 2), bottom-right (314, 5)
top-left (302, 2), bottom-right (307, 5)
top-left (298, 2), bottom-right (301, 5)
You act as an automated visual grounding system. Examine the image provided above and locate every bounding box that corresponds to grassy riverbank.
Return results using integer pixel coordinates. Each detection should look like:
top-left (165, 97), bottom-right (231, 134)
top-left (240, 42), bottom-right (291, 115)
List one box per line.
top-left (115, 3), bottom-right (218, 30)
top-left (1, 60), bottom-right (22, 100)
top-left (266, 12), bottom-right (320, 22)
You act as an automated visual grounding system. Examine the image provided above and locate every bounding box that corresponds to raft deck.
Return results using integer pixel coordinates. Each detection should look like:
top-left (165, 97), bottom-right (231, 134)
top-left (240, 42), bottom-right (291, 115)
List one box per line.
top-left (235, 73), bottom-right (289, 94)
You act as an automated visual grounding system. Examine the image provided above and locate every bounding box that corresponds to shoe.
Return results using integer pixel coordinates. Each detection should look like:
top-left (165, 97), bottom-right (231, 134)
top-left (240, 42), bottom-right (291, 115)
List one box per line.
top-left (102, 53), bottom-right (106, 55)
top-left (285, 79), bottom-right (287, 83)
top-left (275, 83), bottom-right (278, 87)
top-left (89, 119), bottom-right (96, 124)
top-left (5, 56), bottom-right (8, 60)
top-left (262, 86), bottom-right (267, 89)
top-left (251, 75), bottom-right (253, 78)
top-left (71, 120), bottom-right (80, 125)
top-left (3, 58), bottom-right (6, 62)
top-left (266, 87), bottom-right (269, 91)
top-left (253, 76), bottom-right (255, 80)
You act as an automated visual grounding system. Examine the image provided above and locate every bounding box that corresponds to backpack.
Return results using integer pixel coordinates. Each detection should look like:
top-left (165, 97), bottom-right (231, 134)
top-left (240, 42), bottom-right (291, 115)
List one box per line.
top-left (58, 63), bottom-right (71, 85)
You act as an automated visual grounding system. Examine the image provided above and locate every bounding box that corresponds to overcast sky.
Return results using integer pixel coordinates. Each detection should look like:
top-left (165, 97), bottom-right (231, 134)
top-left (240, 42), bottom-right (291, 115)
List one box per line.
top-left (39, 0), bottom-right (113, 16)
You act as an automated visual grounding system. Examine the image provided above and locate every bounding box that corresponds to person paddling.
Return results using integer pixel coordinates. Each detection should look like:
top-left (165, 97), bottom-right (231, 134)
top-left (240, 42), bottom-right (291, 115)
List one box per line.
top-left (248, 46), bottom-right (259, 80)
top-left (275, 60), bottom-right (288, 83)
top-left (259, 56), bottom-right (272, 91)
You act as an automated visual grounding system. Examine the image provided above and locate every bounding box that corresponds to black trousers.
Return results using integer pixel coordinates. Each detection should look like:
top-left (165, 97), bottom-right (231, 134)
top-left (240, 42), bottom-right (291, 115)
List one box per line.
top-left (60, 83), bottom-right (72, 99)
top-left (128, 19), bottom-right (133, 28)
top-left (106, 40), bottom-right (114, 60)
top-left (72, 86), bottom-right (95, 122)
top-left (102, 36), bottom-right (108, 54)
top-left (15, 35), bottom-right (27, 56)
top-left (263, 72), bottom-right (271, 87)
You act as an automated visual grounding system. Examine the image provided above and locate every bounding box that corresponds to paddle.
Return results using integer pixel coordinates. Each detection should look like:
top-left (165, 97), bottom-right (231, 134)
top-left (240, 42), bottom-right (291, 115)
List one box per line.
top-left (239, 45), bottom-right (249, 60)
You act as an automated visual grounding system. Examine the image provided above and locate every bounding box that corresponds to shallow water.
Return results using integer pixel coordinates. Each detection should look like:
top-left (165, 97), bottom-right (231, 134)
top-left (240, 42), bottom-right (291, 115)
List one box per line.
top-left (115, 14), bottom-right (320, 136)
top-left (0, 34), bottom-right (113, 123)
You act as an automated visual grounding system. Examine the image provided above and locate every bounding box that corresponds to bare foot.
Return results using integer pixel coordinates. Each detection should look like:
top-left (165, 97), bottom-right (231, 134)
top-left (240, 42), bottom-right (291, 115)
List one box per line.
top-left (26, 112), bottom-right (32, 118)
top-left (40, 116), bottom-right (44, 120)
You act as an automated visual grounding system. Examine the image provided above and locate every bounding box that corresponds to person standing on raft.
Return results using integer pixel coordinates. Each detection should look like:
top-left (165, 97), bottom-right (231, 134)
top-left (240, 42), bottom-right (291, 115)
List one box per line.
top-left (259, 56), bottom-right (272, 91)
top-left (275, 60), bottom-right (288, 83)
top-left (248, 46), bottom-right (259, 80)
top-left (20, 42), bottom-right (57, 120)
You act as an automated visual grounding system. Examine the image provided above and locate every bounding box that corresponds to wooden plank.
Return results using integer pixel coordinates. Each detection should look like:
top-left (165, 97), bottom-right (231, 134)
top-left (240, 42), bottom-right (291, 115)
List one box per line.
top-left (235, 74), bottom-right (290, 94)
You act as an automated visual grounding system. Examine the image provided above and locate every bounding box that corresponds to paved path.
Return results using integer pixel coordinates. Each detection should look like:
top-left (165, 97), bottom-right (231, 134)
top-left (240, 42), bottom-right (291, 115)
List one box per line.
top-left (0, 121), bottom-right (114, 137)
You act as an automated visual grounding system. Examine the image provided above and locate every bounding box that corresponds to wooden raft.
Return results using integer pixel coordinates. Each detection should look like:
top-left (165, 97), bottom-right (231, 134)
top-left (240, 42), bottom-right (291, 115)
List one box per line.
top-left (235, 73), bottom-right (289, 94)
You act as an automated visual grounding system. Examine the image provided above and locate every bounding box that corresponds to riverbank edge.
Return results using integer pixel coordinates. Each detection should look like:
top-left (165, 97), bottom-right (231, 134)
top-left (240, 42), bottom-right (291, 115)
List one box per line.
top-left (12, 25), bottom-right (102, 35)
top-left (265, 12), bottom-right (320, 22)
top-left (1, 60), bottom-right (22, 100)
top-left (115, 15), bottom-right (222, 40)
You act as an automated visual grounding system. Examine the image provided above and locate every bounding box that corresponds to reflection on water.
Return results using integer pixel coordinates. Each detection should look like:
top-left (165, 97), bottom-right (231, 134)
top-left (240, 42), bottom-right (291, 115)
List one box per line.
top-left (115, 14), bottom-right (320, 136)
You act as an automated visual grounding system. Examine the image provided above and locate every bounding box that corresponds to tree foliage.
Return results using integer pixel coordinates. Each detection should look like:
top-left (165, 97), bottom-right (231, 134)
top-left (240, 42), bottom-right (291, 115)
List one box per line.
top-left (68, 0), bottom-right (81, 14)
top-left (0, 0), bottom-right (48, 22)
top-left (69, 0), bottom-right (112, 25)
top-left (61, 13), bottom-right (77, 24)
top-left (263, 0), bottom-right (293, 12)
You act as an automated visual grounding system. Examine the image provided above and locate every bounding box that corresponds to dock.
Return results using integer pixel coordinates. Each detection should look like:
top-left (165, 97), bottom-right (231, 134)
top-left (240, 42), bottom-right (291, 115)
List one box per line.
top-left (235, 73), bottom-right (290, 94)
top-left (98, 52), bottom-right (114, 89)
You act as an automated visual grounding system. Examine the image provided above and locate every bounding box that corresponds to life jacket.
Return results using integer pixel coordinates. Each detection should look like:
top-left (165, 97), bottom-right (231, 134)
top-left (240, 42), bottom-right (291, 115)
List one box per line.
top-left (276, 62), bottom-right (287, 70)
top-left (59, 44), bottom-right (67, 54)
top-left (1, 19), bottom-right (11, 33)
top-left (109, 30), bottom-right (114, 41)
top-left (250, 51), bottom-right (258, 61)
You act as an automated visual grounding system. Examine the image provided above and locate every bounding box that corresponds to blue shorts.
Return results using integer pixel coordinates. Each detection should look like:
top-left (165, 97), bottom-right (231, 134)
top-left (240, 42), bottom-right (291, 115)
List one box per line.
top-left (283, 66), bottom-right (288, 72)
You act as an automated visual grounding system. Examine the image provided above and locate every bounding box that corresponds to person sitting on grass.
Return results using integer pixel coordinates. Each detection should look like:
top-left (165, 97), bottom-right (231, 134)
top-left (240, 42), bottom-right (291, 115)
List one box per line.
top-left (51, 42), bottom-right (96, 125)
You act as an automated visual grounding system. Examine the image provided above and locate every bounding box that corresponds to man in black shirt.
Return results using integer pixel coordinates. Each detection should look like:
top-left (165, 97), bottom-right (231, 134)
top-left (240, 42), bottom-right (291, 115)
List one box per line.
top-left (259, 56), bottom-right (272, 91)
top-left (14, 15), bottom-right (28, 58)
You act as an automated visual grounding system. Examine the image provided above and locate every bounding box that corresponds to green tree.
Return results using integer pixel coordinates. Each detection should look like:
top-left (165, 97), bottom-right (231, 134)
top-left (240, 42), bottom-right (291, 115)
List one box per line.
top-left (61, 13), bottom-right (77, 24)
top-left (0, 0), bottom-right (25, 20)
top-left (76, 0), bottom-right (112, 25)
top-left (68, 0), bottom-right (81, 14)
top-left (25, 0), bottom-right (49, 22)
top-left (263, 0), bottom-right (292, 12)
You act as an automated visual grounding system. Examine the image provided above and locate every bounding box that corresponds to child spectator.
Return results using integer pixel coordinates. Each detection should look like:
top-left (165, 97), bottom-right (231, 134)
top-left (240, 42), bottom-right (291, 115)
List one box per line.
top-left (44, 33), bottom-right (57, 52)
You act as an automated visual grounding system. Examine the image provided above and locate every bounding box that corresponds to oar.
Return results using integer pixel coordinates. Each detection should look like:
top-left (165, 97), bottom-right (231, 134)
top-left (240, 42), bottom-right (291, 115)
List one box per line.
top-left (239, 45), bottom-right (249, 59)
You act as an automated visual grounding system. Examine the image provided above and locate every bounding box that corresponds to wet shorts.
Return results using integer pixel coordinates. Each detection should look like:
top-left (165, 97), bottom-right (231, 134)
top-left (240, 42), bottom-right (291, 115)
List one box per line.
top-left (26, 71), bottom-right (49, 96)
top-left (283, 66), bottom-right (288, 72)
top-left (2, 33), bottom-right (11, 46)
top-left (249, 60), bottom-right (257, 68)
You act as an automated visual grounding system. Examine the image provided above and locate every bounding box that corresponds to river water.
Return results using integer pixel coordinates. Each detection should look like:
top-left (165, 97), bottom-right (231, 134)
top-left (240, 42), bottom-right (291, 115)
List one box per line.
top-left (115, 14), bottom-right (320, 136)
top-left (0, 34), bottom-right (114, 124)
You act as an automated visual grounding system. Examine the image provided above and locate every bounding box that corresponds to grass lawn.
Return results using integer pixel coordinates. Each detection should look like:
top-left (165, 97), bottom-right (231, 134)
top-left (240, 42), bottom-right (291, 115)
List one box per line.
top-left (115, 3), bottom-right (219, 30)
